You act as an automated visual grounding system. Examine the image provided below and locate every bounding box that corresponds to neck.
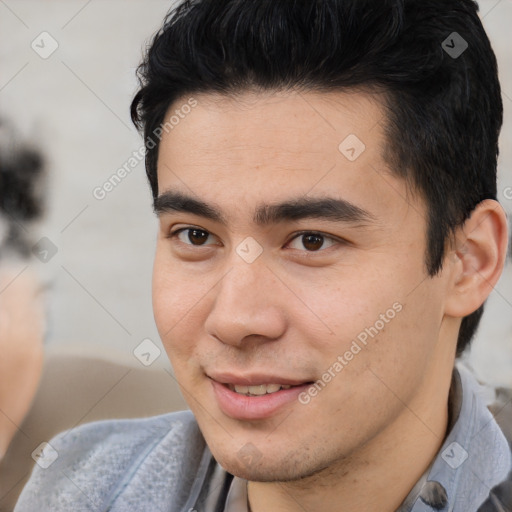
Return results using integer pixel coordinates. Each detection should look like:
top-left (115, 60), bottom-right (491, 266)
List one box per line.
top-left (247, 365), bottom-right (452, 512)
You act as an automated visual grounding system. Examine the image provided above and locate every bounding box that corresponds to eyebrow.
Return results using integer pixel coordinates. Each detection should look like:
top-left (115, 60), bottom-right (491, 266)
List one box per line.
top-left (154, 190), bottom-right (375, 226)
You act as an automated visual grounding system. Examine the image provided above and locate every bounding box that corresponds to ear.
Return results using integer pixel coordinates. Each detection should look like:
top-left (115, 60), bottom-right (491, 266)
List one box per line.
top-left (444, 199), bottom-right (509, 318)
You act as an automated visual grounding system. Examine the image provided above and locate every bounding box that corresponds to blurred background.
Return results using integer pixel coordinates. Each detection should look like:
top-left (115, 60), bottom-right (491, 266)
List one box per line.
top-left (0, 1), bottom-right (173, 369)
top-left (0, 0), bottom-right (511, 508)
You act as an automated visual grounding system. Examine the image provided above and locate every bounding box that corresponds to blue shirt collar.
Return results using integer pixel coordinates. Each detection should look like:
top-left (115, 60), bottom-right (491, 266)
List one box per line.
top-left (404, 364), bottom-right (511, 511)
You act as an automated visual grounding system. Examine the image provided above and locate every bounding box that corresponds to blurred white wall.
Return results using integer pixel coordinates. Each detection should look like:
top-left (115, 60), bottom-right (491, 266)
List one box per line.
top-left (0, 0), bottom-right (510, 384)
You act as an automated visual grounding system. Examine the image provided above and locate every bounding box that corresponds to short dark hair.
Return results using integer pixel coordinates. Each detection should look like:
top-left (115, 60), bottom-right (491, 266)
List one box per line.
top-left (131, 0), bottom-right (503, 356)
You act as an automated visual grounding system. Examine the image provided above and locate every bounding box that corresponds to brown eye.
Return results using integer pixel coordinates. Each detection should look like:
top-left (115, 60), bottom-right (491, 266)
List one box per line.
top-left (187, 229), bottom-right (210, 245)
top-left (174, 228), bottom-right (216, 246)
top-left (302, 234), bottom-right (324, 251)
top-left (287, 232), bottom-right (338, 252)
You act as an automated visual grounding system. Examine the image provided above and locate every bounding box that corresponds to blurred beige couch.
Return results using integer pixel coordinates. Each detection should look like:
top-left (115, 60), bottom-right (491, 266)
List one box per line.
top-left (0, 353), bottom-right (187, 512)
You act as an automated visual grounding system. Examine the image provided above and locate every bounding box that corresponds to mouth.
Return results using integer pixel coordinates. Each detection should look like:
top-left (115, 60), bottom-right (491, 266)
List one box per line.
top-left (208, 374), bottom-right (314, 420)
top-left (226, 383), bottom-right (296, 396)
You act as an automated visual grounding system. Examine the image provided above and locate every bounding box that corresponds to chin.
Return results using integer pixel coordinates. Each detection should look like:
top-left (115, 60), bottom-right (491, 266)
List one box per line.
top-left (211, 443), bottom-right (331, 483)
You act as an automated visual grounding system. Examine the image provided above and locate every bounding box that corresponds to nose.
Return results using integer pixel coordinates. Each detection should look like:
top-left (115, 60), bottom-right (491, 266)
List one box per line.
top-left (204, 258), bottom-right (288, 347)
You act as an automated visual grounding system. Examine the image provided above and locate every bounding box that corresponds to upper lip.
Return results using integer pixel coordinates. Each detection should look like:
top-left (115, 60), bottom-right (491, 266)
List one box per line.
top-left (208, 372), bottom-right (312, 386)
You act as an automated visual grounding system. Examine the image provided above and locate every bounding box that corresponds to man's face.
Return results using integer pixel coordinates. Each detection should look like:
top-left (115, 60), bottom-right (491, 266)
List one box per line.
top-left (153, 90), bottom-right (454, 481)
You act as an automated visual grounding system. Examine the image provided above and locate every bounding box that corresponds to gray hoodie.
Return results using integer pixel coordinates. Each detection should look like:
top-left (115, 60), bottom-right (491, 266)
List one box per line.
top-left (14, 365), bottom-right (512, 511)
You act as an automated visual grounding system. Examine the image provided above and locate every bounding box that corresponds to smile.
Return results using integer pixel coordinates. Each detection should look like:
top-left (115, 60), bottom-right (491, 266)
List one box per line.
top-left (227, 383), bottom-right (293, 396)
top-left (210, 377), bottom-right (314, 420)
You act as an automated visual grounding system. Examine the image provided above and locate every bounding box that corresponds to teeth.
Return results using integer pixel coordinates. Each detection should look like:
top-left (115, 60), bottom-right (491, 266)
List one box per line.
top-left (260, 384), bottom-right (280, 394)
top-left (248, 385), bottom-right (267, 396)
top-left (231, 383), bottom-right (291, 396)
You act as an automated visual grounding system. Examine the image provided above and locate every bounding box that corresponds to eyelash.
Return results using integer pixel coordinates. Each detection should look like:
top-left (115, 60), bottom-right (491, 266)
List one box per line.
top-left (167, 226), bottom-right (345, 252)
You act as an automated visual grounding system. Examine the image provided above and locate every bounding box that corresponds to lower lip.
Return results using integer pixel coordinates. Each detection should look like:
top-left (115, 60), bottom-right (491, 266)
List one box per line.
top-left (210, 379), bottom-right (311, 420)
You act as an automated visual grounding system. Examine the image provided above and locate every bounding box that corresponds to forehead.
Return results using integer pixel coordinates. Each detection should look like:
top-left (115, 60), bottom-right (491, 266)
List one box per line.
top-left (155, 90), bottom-right (414, 220)
top-left (159, 89), bottom-right (385, 161)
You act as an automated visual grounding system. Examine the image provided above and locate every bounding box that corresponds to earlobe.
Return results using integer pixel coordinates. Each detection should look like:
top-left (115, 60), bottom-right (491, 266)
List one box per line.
top-left (444, 199), bottom-right (509, 318)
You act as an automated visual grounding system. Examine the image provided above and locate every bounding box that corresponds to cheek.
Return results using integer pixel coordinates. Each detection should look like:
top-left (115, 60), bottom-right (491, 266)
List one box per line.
top-left (295, 269), bottom-right (395, 344)
top-left (152, 251), bottom-right (213, 359)
top-left (304, 260), bottom-right (440, 370)
top-left (348, 279), bottom-right (446, 386)
top-left (152, 259), bottom-right (176, 338)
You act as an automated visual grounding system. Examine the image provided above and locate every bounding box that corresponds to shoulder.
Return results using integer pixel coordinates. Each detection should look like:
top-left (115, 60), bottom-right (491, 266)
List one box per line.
top-left (15, 410), bottom-right (206, 512)
top-left (477, 387), bottom-right (512, 511)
